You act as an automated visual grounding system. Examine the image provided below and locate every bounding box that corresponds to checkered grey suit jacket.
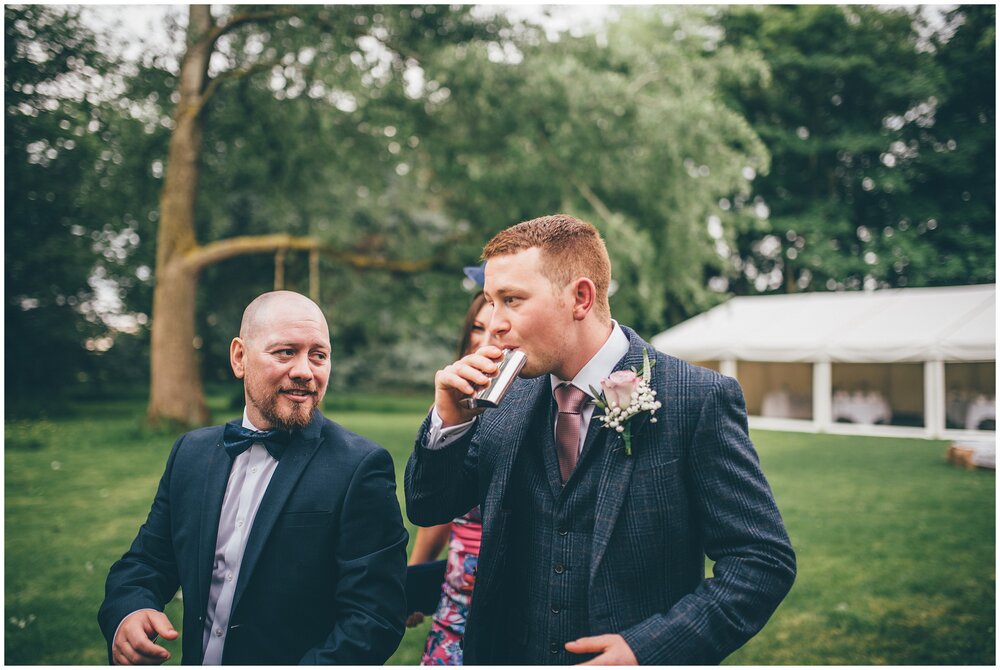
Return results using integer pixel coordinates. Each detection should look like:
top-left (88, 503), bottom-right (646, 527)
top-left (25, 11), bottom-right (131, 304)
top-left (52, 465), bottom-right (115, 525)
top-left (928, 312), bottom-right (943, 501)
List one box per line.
top-left (405, 325), bottom-right (795, 664)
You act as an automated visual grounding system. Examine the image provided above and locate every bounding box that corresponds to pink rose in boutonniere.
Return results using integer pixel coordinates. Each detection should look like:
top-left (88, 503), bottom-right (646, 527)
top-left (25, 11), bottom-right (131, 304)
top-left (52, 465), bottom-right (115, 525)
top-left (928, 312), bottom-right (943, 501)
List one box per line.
top-left (590, 349), bottom-right (662, 456)
top-left (601, 370), bottom-right (641, 409)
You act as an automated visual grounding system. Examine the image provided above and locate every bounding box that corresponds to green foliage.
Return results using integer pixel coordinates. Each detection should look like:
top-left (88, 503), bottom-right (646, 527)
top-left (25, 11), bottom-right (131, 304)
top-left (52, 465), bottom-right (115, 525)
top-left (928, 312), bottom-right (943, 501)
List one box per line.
top-left (5, 5), bottom-right (160, 403)
top-left (155, 5), bottom-right (772, 386)
top-left (718, 5), bottom-right (995, 294)
top-left (5, 5), bottom-right (112, 398)
top-left (6, 5), bottom-right (995, 402)
top-left (414, 7), bottom-right (772, 329)
top-left (4, 394), bottom-right (994, 664)
top-left (170, 5), bottom-right (505, 389)
top-left (914, 6), bottom-right (996, 285)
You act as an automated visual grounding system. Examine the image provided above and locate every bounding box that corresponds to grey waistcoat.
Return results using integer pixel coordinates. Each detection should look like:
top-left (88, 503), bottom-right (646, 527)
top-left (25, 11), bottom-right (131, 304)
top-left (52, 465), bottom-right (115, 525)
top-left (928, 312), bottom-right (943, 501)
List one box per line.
top-left (505, 397), bottom-right (612, 664)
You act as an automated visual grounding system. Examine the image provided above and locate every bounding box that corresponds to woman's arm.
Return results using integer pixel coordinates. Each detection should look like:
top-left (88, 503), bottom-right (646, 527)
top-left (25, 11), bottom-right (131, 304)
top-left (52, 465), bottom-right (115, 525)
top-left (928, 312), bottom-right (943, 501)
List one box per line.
top-left (407, 523), bottom-right (452, 565)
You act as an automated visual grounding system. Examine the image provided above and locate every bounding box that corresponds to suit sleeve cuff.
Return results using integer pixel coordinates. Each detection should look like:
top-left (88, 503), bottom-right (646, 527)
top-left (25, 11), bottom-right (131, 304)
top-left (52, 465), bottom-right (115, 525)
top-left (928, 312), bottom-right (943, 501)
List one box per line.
top-left (620, 614), bottom-right (668, 665)
top-left (425, 408), bottom-right (476, 450)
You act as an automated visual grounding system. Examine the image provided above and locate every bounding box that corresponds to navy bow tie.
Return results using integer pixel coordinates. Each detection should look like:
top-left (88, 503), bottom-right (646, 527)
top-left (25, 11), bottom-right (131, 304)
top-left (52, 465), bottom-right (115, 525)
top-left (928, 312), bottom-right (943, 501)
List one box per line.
top-left (222, 421), bottom-right (292, 461)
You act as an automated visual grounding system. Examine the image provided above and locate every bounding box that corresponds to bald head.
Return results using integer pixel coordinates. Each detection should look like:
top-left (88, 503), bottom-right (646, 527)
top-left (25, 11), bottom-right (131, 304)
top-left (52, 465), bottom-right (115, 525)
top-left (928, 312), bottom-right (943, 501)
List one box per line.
top-left (231, 291), bottom-right (332, 430)
top-left (240, 291), bottom-right (329, 347)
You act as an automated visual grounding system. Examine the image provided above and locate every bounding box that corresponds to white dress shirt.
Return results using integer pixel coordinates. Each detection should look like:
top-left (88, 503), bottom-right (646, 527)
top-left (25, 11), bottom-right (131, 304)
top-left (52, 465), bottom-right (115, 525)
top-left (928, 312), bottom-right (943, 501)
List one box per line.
top-left (427, 321), bottom-right (630, 454)
top-left (201, 410), bottom-right (282, 664)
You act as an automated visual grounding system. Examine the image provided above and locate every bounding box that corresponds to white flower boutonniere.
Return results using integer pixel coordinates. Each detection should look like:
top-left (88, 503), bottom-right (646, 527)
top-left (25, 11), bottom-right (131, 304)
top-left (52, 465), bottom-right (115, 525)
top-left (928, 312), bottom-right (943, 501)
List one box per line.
top-left (589, 349), bottom-right (662, 456)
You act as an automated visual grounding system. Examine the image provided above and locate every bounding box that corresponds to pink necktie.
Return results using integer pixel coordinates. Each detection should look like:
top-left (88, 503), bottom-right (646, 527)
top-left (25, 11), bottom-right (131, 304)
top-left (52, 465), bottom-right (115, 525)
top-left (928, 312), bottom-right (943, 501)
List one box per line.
top-left (554, 384), bottom-right (589, 484)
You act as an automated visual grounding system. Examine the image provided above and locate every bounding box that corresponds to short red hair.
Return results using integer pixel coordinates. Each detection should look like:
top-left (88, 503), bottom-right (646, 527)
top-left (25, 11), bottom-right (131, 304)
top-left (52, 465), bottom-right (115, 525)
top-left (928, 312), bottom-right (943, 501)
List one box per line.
top-left (482, 214), bottom-right (611, 323)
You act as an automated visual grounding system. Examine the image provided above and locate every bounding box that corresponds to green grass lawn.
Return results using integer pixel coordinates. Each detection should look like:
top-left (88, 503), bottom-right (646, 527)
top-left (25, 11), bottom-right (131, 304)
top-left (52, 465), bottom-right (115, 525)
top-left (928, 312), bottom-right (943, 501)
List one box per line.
top-left (5, 393), bottom-right (995, 664)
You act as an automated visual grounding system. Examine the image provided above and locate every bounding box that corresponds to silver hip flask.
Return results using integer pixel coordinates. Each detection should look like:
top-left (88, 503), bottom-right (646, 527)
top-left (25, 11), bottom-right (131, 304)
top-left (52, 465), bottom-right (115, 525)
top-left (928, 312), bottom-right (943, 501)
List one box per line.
top-left (459, 349), bottom-right (527, 409)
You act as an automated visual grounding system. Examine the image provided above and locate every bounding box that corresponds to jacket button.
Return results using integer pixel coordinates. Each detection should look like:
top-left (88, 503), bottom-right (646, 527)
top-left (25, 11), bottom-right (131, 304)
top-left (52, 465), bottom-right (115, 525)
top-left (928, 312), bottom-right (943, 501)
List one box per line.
top-left (554, 563), bottom-right (565, 574)
top-left (558, 527), bottom-right (569, 536)
top-left (551, 604), bottom-right (561, 614)
top-left (550, 642), bottom-right (560, 654)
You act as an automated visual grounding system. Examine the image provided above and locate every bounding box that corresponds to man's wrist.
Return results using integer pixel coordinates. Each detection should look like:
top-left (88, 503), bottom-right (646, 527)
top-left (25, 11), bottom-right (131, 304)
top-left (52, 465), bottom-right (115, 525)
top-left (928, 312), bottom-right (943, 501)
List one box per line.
top-left (426, 408), bottom-right (476, 449)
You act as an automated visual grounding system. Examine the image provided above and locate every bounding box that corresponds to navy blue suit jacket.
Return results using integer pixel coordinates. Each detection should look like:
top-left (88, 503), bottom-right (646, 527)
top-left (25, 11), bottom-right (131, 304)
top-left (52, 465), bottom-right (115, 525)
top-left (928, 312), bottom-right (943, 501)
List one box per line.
top-left (99, 411), bottom-right (408, 664)
top-left (405, 326), bottom-right (795, 664)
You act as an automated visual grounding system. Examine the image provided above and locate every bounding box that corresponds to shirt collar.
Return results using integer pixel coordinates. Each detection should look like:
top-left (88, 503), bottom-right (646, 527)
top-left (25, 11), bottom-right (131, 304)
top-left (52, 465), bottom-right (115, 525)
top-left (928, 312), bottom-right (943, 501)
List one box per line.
top-left (241, 408), bottom-right (262, 432)
top-left (550, 320), bottom-right (630, 399)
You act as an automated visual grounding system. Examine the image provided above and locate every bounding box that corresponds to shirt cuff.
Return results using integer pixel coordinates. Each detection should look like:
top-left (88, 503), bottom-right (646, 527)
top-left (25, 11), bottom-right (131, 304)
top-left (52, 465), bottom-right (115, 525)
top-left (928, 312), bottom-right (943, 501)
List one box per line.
top-left (425, 408), bottom-right (476, 449)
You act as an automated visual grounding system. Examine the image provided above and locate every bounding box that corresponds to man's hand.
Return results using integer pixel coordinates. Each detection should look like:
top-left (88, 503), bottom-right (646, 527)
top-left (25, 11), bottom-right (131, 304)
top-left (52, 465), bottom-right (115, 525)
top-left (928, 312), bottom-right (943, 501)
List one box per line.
top-left (434, 345), bottom-right (503, 427)
top-left (112, 610), bottom-right (178, 665)
top-left (567, 634), bottom-right (638, 665)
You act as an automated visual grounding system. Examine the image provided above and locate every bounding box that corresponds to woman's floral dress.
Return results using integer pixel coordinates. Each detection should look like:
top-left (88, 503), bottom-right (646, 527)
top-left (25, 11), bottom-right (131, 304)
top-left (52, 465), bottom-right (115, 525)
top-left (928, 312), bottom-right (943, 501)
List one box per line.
top-left (421, 506), bottom-right (482, 665)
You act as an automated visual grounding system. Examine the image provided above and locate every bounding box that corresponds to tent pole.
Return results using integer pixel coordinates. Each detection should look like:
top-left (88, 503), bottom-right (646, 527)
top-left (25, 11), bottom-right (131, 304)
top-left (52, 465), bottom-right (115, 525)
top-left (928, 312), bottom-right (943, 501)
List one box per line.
top-left (813, 361), bottom-right (831, 433)
top-left (925, 360), bottom-right (945, 438)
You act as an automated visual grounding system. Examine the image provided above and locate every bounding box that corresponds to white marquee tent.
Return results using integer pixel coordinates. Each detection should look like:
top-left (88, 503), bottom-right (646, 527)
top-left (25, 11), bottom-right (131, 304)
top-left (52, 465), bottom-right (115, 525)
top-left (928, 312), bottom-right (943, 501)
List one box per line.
top-left (651, 284), bottom-right (996, 438)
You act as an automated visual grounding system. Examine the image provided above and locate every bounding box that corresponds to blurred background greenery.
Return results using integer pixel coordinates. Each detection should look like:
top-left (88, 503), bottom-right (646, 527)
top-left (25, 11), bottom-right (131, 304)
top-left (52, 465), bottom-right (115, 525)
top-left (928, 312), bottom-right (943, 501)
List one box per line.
top-left (5, 4), bottom-right (994, 420)
top-left (5, 3), bottom-right (996, 665)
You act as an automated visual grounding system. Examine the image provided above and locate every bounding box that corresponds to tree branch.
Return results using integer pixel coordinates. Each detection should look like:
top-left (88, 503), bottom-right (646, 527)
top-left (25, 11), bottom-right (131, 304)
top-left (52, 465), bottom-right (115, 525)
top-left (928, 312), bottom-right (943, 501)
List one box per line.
top-left (325, 249), bottom-right (444, 273)
top-left (184, 234), bottom-right (320, 272)
top-left (183, 233), bottom-right (461, 275)
top-left (371, 33), bottom-right (423, 66)
top-left (198, 60), bottom-right (280, 110)
top-left (196, 7), bottom-right (369, 112)
top-left (535, 132), bottom-right (620, 228)
top-left (207, 8), bottom-right (300, 49)
top-left (627, 69), bottom-right (662, 98)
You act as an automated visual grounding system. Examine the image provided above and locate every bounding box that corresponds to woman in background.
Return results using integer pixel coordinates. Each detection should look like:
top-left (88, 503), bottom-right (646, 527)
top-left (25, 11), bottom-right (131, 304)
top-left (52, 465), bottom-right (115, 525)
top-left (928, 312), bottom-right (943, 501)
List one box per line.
top-left (406, 291), bottom-right (489, 665)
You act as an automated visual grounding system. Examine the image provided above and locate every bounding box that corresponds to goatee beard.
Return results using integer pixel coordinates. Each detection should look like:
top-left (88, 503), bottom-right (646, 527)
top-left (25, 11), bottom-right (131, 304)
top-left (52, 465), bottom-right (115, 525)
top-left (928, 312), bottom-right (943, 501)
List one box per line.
top-left (264, 404), bottom-right (315, 432)
top-left (252, 390), bottom-right (317, 431)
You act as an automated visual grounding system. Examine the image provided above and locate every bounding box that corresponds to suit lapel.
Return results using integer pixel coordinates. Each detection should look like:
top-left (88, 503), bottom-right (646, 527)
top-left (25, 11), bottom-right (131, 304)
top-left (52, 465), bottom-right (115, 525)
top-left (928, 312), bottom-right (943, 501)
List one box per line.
top-left (230, 413), bottom-right (323, 615)
top-left (576, 402), bottom-right (609, 473)
top-left (589, 328), bottom-right (652, 583)
top-left (480, 377), bottom-right (547, 517)
top-left (198, 430), bottom-right (232, 616)
top-left (475, 377), bottom-right (547, 599)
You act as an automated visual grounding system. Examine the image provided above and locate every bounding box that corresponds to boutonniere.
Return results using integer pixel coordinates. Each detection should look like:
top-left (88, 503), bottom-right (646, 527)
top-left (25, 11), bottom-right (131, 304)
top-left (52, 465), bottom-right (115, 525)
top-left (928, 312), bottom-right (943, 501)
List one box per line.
top-left (589, 349), bottom-right (662, 456)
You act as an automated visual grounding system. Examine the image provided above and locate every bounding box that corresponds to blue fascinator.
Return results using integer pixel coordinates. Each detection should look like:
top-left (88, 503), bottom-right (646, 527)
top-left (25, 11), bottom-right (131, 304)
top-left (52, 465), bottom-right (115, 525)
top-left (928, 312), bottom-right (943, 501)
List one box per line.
top-left (463, 263), bottom-right (486, 288)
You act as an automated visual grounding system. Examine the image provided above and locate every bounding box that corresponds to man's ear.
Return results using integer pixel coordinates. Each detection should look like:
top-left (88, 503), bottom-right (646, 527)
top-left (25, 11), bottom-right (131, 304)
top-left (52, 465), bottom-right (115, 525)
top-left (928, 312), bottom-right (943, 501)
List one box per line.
top-left (570, 277), bottom-right (597, 321)
top-left (230, 337), bottom-right (246, 379)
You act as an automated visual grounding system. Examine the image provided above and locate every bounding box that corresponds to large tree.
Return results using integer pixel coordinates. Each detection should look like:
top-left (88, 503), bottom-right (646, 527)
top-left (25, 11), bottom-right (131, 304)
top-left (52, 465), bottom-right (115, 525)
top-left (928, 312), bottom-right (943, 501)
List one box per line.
top-left (411, 6), bottom-right (772, 329)
top-left (717, 5), bottom-right (994, 295)
top-left (912, 5), bottom-right (996, 285)
top-left (13, 6), bottom-right (851, 421)
top-left (144, 5), bottom-right (778, 424)
top-left (145, 5), bottom-right (485, 425)
top-left (5, 5), bottom-right (163, 406)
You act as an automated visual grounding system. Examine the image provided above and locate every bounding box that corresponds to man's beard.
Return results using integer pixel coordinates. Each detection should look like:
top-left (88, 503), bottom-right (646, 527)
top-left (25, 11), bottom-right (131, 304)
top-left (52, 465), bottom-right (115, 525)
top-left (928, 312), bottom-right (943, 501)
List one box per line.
top-left (248, 384), bottom-right (318, 431)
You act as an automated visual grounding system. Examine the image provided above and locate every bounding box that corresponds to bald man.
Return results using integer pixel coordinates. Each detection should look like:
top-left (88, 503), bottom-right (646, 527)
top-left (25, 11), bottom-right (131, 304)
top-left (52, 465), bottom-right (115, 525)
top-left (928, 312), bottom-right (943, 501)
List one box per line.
top-left (99, 291), bottom-right (408, 665)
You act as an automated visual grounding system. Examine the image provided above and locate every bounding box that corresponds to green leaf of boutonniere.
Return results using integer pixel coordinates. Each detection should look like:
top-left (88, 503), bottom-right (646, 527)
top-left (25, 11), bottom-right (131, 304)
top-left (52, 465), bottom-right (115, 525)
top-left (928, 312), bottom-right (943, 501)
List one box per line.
top-left (588, 385), bottom-right (608, 411)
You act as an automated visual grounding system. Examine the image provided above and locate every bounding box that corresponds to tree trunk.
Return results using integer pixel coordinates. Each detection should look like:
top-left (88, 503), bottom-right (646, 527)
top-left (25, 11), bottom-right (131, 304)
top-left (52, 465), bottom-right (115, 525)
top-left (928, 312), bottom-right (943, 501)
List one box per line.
top-left (147, 6), bottom-right (213, 426)
top-left (148, 262), bottom-right (208, 425)
top-left (144, 6), bottom-right (451, 427)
